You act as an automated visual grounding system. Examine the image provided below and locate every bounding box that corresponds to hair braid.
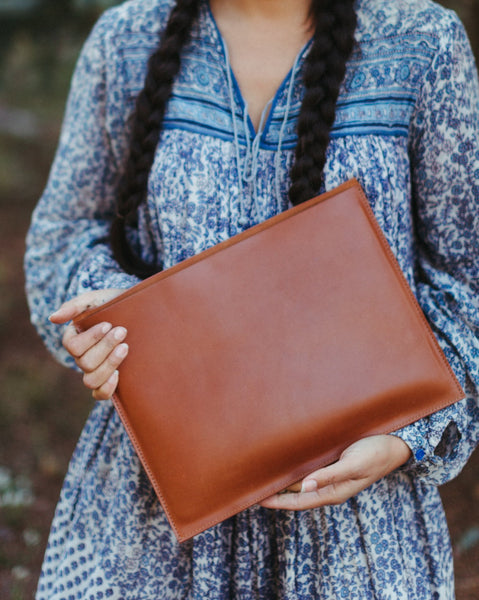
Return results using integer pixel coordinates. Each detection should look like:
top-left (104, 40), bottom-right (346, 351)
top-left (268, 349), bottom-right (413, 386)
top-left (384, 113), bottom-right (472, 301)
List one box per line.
top-left (110, 0), bottom-right (200, 277)
top-left (111, 0), bottom-right (356, 278)
top-left (289, 0), bottom-right (357, 206)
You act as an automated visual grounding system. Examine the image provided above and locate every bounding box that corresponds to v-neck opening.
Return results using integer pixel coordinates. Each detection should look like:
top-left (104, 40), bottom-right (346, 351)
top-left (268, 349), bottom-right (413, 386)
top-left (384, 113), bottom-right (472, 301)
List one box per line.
top-left (204, 0), bottom-right (312, 143)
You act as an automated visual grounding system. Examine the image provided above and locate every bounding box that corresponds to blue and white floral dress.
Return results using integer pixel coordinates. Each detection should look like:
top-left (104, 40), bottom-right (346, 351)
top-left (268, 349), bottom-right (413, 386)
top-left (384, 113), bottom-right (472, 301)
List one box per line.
top-left (25, 0), bottom-right (479, 598)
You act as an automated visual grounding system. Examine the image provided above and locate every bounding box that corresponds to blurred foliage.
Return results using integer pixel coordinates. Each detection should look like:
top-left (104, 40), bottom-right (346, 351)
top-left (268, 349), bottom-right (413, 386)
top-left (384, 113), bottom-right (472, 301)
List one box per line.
top-left (0, 0), bottom-right (118, 97)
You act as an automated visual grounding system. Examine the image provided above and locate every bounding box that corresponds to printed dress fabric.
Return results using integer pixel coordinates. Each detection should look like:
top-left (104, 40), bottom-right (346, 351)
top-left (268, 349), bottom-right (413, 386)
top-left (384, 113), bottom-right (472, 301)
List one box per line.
top-left (25, 0), bottom-right (479, 598)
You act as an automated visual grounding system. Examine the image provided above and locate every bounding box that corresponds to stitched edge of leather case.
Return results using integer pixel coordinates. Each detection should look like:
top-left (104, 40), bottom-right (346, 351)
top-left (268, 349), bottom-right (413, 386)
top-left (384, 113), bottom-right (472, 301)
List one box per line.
top-left (74, 179), bottom-right (465, 541)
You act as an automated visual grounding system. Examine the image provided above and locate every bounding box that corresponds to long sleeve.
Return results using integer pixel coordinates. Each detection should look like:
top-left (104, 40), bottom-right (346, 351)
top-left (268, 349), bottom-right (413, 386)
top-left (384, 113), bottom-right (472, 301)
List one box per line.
top-left (24, 13), bottom-right (156, 367)
top-left (394, 13), bottom-right (479, 485)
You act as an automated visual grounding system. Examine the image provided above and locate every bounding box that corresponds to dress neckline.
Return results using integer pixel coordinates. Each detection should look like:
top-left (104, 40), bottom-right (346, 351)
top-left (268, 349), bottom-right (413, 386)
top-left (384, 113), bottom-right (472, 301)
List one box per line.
top-left (203, 0), bottom-right (312, 141)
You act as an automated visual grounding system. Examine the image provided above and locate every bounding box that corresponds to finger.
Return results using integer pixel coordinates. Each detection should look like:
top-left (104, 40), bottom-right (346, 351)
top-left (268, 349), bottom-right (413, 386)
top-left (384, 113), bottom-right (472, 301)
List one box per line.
top-left (49, 289), bottom-right (123, 324)
top-left (259, 489), bottom-right (325, 510)
top-left (82, 343), bottom-right (129, 390)
top-left (283, 481), bottom-right (302, 493)
top-left (63, 321), bottom-right (113, 358)
top-left (49, 292), bottom-right (105, 324)
top-left (260, 454), bottom-right (371, 510)
top-left (92, 370), bottom-right (120, 401)
top-left (259, 477), bottom-right (366, 511)
top-left (75, 326), bottom-right (127, 373)
top-left (301, 436), bottom-right (411, 493)
top-left (302, 454), bottom-right (367, 492)
top-left (290, 456), bottom-right (371, 507)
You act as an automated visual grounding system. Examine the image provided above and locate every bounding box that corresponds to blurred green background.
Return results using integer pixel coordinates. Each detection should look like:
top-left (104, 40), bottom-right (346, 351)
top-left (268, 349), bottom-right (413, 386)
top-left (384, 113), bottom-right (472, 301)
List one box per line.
top-left (0, 1), bottom-right (478, 598)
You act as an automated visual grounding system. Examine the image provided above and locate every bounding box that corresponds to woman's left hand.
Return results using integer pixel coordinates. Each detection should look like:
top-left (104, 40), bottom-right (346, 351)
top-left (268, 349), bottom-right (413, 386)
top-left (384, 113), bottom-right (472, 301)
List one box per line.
top-left (259, 434), bottom-right (412, 510)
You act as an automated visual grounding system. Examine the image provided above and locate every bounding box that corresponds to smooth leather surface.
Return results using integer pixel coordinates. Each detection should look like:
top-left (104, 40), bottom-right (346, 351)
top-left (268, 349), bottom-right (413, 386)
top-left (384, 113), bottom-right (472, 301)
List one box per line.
top-left (75, 179), bottom-right (464, 542)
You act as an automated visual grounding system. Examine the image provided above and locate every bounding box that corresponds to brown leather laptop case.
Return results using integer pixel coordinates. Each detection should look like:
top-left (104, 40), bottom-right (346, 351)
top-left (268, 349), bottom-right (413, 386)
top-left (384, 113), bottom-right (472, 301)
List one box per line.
top-left (74, 179), bottom-right (464, 542)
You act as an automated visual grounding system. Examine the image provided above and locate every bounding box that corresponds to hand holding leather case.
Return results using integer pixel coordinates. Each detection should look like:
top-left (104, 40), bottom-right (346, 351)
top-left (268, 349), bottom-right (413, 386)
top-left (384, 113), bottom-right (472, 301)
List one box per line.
top-left (74, 179), bottom-right (464, 542)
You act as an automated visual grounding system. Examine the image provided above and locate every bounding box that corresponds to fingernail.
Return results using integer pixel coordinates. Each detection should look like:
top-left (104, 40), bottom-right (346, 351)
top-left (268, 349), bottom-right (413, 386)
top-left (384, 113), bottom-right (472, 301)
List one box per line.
top-left (301, 480), bottom-right (318, 493)
top-left (113, 327), bottom-right (127, 341)
top-left (100, 322), bottom-right (112, 335)
top-left (108, 370), bottom-right (119, 384)
top-left (115, 343), bottom-right (129, 358)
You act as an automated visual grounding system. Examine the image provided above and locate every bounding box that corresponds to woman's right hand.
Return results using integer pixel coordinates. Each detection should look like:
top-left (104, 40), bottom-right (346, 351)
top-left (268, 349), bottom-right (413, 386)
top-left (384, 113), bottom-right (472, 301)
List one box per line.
top-left (49, 289), bottom-right (128, 400)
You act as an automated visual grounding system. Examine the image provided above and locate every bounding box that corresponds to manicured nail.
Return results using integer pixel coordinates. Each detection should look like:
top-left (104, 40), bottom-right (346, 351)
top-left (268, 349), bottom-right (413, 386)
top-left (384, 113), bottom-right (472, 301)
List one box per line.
top-left (301, 480), bottom-right (318, 493)
top-left (113, 327), bottom-right (127, 341)
top-left (100, 322), bottom-right (113, 335)
top-left (115, 343), bottom-right (129, 358)
top-left (108, 370), bottom-right (119, 384)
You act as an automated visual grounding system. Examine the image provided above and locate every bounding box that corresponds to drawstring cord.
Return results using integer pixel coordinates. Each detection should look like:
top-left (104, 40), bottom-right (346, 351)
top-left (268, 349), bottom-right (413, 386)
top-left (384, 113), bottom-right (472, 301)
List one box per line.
top-left (242, 98), bottom-right (273, 184)
top-left (222, 38), bottom-right (308, 227)
top-left (222, 40), bottom-right (248, 226)
top-left (241, 98), bottom-right (274, 225)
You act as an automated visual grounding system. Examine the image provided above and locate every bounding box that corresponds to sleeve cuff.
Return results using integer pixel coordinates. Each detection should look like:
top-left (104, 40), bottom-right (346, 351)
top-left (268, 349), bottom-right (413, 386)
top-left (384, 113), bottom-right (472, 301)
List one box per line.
top-left (393, 411), bottom-right (465, 484)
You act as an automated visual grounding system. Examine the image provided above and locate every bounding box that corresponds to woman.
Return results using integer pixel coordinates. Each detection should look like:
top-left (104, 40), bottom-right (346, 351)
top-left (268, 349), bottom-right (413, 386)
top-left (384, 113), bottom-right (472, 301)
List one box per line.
top-left (25, 0), bottom-right (479, 597)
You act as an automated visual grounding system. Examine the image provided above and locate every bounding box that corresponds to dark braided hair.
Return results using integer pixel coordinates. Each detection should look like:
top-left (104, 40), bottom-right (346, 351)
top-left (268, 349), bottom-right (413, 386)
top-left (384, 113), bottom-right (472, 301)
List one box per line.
top-left (289, 0), bottom-right (357, 205)
top-left (110, 0), bottom-right (357, 277)
top-left (110, 0), bottom-right (200, 278)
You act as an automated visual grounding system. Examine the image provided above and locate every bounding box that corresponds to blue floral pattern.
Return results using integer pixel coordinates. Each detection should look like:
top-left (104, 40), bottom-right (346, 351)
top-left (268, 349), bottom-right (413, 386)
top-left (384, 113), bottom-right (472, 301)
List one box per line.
top-left (25, 0), bottom-right (479, 598)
